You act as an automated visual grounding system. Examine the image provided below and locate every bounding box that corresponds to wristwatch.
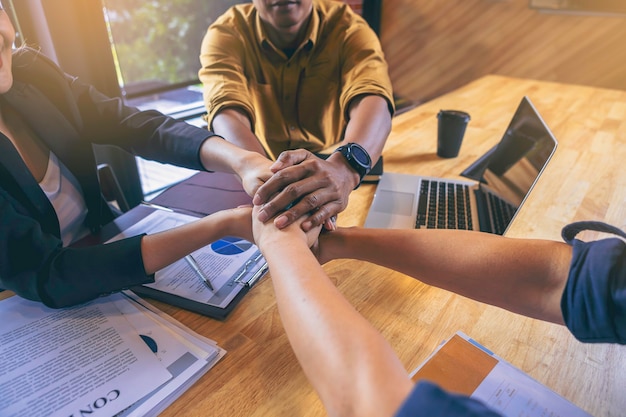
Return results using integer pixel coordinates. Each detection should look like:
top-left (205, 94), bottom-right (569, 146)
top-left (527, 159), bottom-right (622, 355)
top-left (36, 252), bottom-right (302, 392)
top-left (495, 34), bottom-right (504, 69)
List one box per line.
top-left (334, 143), bottom-right (372, 189)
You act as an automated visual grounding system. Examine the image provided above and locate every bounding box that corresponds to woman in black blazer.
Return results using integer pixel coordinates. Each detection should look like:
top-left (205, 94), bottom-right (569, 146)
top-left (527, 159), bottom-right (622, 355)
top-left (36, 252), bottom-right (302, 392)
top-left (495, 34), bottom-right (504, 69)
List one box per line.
top-left (0, 8), bottom-right (272, 308)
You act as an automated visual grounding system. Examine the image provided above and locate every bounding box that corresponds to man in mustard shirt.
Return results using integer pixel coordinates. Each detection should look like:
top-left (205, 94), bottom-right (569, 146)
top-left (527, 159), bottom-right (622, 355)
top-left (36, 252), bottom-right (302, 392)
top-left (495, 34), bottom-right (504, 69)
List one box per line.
top-left (199, 0), bottom-right (394, 231)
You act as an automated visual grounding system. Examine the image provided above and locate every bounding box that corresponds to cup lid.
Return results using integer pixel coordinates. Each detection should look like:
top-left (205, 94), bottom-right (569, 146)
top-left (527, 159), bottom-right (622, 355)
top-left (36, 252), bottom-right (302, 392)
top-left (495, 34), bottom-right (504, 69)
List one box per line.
top-left (437, 110), bottom-right (471, 121)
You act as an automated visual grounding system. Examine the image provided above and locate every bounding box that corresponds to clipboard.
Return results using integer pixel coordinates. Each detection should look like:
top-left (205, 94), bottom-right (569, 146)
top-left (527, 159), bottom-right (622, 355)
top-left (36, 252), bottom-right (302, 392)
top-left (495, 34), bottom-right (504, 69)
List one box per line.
top-left (130, 171), bottom-right (268, 320)
top-left (131, 251), bottom-right (267, 321)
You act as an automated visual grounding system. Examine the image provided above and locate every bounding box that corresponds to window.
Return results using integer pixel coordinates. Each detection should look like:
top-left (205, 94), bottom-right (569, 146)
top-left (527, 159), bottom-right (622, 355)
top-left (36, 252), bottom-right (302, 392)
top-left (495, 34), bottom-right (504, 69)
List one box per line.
top-left (102, 0), bottom-right (243, 119)
top-left (8, 0), bottom-right (244, 200)
top-left (99, 0), bottom-right (243, 196)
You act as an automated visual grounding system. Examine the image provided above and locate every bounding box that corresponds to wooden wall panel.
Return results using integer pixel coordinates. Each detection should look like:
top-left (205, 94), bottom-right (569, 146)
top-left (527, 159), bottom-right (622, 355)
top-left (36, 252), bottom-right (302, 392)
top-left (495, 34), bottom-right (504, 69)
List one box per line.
top-left (379, 0), bottom-right (626, 103)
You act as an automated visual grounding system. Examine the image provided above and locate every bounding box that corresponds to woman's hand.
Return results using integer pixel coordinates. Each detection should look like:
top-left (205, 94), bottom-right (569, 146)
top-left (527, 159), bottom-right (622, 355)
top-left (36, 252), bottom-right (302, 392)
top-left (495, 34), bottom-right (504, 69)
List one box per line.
top-left (252, 205), bottom-right (322, 251)
top-left (216, 206), bottom-right (254, 242)
top-left (237, 153), bottom-right (273, 197)
top-left (199, 136), bottom-right (273, 197)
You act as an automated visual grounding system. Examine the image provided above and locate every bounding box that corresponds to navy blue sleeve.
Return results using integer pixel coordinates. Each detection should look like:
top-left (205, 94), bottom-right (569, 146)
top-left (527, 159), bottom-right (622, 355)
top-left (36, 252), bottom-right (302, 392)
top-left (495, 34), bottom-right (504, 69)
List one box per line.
top-left (394, 382), bottom-right (502, 417)
top-left (560, 237), bottom-right (626, 344)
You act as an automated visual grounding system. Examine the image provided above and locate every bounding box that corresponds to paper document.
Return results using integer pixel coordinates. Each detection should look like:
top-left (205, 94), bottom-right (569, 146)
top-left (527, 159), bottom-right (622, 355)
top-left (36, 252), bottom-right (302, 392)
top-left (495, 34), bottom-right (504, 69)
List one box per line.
top-left (108, 210), bottom-right (266, 309)
top-left (0, 295), bottom-right (171, 417)
top-left (0, 293), bottom-right (225, 417)
top-left (114, 293), bottom-right (225, 417)
top-left (410, 331), bottom-right (591, 417)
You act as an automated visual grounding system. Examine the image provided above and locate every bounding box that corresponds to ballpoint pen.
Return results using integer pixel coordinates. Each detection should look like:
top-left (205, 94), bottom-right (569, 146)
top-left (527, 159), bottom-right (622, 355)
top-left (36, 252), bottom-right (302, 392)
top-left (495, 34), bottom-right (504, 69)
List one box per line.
top-left (185, 254), bottom-right (214, 291)
top-left (141, 201), bottom-right (174, 212)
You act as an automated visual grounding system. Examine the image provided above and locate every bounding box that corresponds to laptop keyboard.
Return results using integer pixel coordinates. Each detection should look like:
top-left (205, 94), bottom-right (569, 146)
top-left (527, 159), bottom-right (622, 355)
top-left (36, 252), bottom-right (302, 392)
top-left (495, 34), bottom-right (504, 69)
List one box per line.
top-left (474, 188), bottom-right (517, 235)
top-left (487, 192), bottom-right (516, 235)
top-left (415, 180), bottom-right (473, 230)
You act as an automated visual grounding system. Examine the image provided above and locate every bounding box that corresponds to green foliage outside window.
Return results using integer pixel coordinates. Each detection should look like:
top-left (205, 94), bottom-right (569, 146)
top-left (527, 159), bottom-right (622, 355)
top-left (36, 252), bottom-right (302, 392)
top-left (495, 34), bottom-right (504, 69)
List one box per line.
top-left (102, 0), bottom-right (242, 92)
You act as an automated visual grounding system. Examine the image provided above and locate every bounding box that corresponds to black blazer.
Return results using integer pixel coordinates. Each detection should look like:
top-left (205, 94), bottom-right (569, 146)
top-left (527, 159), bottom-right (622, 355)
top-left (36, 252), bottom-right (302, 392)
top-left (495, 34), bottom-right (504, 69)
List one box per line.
top-left (0, 48), bottom-right (216, 307)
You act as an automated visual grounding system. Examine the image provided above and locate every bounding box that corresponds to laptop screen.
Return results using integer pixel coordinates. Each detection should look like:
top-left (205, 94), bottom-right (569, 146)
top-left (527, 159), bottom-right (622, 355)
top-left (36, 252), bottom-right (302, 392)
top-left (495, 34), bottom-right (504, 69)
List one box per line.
top-left (479, 97), bottom-right (558, 208)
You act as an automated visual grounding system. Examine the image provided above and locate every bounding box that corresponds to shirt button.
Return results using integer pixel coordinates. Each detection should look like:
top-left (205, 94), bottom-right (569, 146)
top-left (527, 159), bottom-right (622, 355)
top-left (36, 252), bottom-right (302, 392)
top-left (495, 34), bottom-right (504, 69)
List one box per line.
top-left (289, 125), bottom-right (296, 131)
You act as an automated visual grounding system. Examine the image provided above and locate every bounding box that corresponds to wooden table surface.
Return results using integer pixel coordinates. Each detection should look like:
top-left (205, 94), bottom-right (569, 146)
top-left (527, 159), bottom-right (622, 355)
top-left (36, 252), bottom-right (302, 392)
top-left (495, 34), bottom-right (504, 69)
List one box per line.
top-left (152, 75), bottom-right (625, 416)
top-left (147, 76), bottom-right (626, 417)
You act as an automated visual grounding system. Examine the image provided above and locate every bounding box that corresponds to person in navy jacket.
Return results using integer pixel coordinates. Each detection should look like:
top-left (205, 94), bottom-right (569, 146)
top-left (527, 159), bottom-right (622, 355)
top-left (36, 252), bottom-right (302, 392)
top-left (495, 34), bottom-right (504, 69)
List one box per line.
top-left (252, 207), bottom-right (625, 417)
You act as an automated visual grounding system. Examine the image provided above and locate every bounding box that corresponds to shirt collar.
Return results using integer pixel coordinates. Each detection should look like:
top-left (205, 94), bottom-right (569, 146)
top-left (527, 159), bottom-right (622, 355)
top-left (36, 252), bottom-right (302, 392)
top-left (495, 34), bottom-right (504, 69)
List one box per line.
top-left (255, 5), bottom-right (319, 56)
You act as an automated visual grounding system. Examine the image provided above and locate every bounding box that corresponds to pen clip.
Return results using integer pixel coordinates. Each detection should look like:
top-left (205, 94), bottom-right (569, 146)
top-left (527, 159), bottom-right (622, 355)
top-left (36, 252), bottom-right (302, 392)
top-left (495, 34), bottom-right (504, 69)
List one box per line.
top-left (185, 254), bottom-right (215, 291)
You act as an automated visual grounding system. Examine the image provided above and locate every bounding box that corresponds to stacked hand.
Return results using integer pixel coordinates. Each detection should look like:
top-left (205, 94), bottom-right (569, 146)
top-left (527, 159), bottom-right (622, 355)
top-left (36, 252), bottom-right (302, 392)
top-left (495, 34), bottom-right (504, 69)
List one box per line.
top-left (253, 149), bottom-right (357, 232)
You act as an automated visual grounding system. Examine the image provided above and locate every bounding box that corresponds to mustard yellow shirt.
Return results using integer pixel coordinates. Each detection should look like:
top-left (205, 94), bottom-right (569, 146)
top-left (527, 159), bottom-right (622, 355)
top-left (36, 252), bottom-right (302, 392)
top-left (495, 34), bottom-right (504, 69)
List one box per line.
top-left (199, 0), bottom-right (394, 159)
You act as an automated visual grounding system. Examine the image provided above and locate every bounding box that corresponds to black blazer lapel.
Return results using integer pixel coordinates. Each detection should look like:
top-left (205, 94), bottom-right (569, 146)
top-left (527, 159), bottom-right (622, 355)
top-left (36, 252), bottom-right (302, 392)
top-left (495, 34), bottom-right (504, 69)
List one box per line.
top-left (0, 134), bottom-right (61, 236)
top-left (4, 81), bottom-right (106, 231)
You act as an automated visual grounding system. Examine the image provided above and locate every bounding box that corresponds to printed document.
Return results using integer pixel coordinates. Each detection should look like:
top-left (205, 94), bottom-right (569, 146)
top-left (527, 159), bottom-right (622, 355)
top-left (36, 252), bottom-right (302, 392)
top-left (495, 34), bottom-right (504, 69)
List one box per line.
top-left (113, 293), bottom-right (224, 417)
top-left (109, 210), bottom-right (265, 308)
top-left (0, 295), bottom-right (171, 417)
top-left (410, 331), bottom-right (591, 417)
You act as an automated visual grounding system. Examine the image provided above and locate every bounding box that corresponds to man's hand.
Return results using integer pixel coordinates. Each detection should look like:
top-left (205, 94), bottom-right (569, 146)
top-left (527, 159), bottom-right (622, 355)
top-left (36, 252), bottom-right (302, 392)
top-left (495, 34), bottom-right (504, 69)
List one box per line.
top-left (253, 149), bottom-right (359, 231)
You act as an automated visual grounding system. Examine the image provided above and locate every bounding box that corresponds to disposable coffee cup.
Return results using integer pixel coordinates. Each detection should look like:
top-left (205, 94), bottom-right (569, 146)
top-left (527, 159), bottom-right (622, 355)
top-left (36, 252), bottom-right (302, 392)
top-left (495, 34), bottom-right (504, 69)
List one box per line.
top-left (437, 110), bottom-right (470, 158)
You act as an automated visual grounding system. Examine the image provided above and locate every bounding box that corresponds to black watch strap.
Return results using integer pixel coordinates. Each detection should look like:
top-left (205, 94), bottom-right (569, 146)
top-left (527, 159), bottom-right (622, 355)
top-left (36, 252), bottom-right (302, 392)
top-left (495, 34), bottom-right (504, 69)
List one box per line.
top-left (334, 143), bottom-right (372, 189)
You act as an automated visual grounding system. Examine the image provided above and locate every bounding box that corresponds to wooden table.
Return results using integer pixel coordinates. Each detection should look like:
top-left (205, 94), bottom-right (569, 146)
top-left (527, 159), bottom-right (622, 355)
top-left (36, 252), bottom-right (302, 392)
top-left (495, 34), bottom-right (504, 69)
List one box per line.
top-left (152, 75), bottom-right (626, 416)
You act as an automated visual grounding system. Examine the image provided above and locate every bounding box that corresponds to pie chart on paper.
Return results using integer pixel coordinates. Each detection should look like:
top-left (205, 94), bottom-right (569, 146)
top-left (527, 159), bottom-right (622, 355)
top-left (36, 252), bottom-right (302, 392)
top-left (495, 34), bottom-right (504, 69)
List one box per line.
top-left (211, 237), bottom-right (253, 255)
top-left (140, 335), bottom-right (158, 353)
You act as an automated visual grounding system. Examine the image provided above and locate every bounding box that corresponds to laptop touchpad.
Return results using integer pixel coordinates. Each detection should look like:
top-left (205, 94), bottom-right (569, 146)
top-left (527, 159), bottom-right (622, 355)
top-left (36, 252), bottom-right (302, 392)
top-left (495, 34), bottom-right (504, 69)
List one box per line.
top-left (371, 190), bottom-right (414, 216)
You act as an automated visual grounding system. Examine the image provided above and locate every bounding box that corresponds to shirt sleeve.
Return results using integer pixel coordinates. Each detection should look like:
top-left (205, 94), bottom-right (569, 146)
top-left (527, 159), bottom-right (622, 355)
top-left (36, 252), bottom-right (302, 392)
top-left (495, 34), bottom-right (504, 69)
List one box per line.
top-left (198, 8), bottom-right (257, 130)
top-left (561, 237), bottom-right (626, 344)
top-left (68, 73), bottom-right (215, 171)
top-left (394, 381), bottom-right (503, 417)
top-left (339, 16), bottom-right (395, 118)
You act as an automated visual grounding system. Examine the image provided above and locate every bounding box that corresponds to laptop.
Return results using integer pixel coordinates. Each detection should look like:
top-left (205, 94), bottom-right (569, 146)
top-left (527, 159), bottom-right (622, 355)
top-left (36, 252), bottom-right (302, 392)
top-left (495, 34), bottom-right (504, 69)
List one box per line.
top-left (364, 96), bottom-right (557, 235)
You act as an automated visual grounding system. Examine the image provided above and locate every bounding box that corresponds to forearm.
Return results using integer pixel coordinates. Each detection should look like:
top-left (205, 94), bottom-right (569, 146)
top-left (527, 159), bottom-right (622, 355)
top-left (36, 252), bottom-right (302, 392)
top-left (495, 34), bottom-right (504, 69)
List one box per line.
top-left (140, 209), bottom-right (250, 274)
top-left (342, 95), bottom-right (392, 163)
top-left (260, 236), bottom-right (412, 417)
top-left (321, 228), bottom-right (572, 324)
top-left (199, 135), bottom-right (259, 174)
top-left (211, 108), bottom-right (268, 157)
top-left (198, 135), bottom-right (272, 197)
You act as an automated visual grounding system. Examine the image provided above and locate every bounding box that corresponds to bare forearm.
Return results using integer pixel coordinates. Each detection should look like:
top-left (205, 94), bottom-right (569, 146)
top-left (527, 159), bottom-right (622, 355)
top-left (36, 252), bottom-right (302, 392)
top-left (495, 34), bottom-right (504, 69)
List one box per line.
top-left (211, 108), bottom-right (268, 156)
top-left (321, 228), bottom-right (572, 324)
top-left (260, 237), bottom-right (412, 417)
top-left (140, 209), bottom-right (250, 274)
top-left (343, 95), bottom-right (392, 163)
top-left (199, 135), bottom-right (261, 174)
top-left (198, 135), bottom-right (272, 197)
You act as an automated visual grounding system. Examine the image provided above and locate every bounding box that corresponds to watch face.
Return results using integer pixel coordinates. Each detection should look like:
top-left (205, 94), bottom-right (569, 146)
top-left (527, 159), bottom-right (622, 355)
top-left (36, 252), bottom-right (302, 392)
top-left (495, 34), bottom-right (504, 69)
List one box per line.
top-left (350, 144), bottom-right (369, 165)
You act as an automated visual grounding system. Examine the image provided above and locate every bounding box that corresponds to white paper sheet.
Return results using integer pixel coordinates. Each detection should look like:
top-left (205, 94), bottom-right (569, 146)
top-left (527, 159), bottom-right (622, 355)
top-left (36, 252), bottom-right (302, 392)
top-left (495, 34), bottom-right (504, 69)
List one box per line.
top-left (112, 293), bottom-right (224, 417)
top-left (0, 295), bottom-right (172, 417)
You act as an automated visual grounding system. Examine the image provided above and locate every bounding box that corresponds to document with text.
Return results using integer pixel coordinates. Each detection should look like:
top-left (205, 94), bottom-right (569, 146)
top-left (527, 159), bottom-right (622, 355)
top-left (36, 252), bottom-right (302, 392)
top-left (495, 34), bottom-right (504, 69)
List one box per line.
top-left (0, 292), bottom-right (224, 417)
top-left (113, 292), bottom-right (224, 417)
top-left (108, 209), bottom-right (267, 319)
top-left (0, 295), bottom-right (171, 417)
top-left (410, 331), bottom-right (592, 417)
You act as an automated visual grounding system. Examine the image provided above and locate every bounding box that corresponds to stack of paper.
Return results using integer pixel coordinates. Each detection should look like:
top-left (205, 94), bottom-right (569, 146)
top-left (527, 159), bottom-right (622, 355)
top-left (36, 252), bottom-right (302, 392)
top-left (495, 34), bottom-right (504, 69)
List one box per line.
top-left (410, 331), bottom-right (591, 417)
top-left (0, 292), bottom-right (224, 417)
